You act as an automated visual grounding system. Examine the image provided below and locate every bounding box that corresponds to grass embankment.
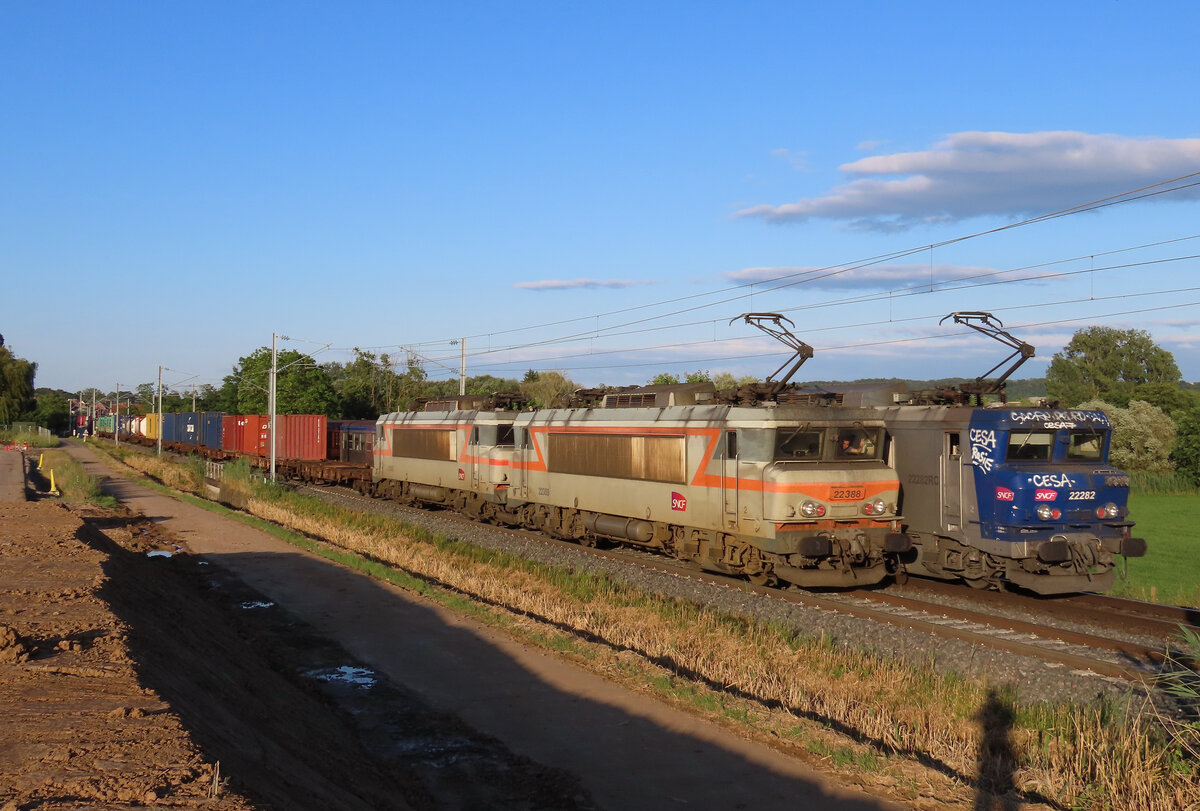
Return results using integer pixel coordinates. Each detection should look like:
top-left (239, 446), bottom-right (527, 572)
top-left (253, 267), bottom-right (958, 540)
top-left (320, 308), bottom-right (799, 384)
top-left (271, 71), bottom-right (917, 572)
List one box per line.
top-left (1113, 492), bottom-right (1200, 608)
top-left (1, 429), bottom-right (59, 449)
top-left (34, 448), bottom-right (119, 508)
top-left (91, 441), bottom-right (1200, 810)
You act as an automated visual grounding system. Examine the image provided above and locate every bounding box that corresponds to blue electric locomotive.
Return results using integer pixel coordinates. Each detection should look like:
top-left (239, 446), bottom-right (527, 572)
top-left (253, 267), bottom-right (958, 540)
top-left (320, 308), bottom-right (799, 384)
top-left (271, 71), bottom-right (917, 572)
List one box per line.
top-left (883, 404), bottom-right (1145, 593)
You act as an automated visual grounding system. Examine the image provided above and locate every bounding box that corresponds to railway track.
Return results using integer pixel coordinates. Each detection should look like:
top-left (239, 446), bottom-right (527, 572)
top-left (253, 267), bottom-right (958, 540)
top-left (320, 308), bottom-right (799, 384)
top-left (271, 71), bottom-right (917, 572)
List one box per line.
top-left (294, 481), bottom-right (1195, 687)
top-left (893, 575), bottom-right (1200, 643)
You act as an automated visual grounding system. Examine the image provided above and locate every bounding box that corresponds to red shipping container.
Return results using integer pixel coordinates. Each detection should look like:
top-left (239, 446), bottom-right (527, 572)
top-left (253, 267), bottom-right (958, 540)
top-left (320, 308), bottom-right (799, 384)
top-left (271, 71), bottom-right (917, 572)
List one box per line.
top-left (272, 414), bottom-right (327, 461)
top-left (222, 415), bottom-right (268, 456)
top-left (245, 415), bottom-right (270, 457)
top-left (222, 415), bottom-right (239, 452)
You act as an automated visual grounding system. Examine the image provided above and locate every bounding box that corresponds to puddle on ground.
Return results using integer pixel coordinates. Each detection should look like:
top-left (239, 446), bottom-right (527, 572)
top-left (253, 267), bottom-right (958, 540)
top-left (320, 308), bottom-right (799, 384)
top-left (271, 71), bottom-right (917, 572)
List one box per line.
top-left (303, 665), bottom-right (378, 689)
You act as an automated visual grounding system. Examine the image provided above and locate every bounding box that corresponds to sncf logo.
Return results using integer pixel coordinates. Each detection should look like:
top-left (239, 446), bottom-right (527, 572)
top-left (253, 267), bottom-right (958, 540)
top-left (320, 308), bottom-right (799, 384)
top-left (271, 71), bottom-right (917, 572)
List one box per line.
top-left (995, 487), bottom-right (1015, 502)
top-left (1034, 489), bottom-right (1057, 502)
top-left (671, 492), bottom-right (687, 511)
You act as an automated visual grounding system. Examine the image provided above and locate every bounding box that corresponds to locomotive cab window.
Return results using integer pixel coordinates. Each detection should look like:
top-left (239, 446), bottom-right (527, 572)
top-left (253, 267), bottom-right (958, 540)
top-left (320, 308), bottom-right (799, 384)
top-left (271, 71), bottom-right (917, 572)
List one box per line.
top-left (835, 427), bottom-right (882, 460)
top-left (1067, 430), bottom-right (1103, 461)
top-left (496, 424), bottom-right (515, 446)
top-left (1006, 430), bottom-right (1053, 461)
top-left (737, 429), bottom-right (774, 462)
top-left (774, 427), bottom-right (823, 460)
top-left (473, 424), bottom-right (500, 446)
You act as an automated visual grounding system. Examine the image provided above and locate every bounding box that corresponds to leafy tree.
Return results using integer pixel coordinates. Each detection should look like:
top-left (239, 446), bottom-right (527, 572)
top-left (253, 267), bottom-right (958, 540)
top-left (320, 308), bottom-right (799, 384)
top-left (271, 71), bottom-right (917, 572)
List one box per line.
top-left (162, 389), bottom-right (192, 412)
top-left (392, 357), bottom-right (429, 412)
top-left (0, 342), bottom-right (36, 425)
top-left (712, 372), bottom-right (760, 390)
top-left (651, 370), bottom-right (712, 385)
top-left (135, 382), bottom-right (156, 411)
top-left (465, 374), bottom-right (521, 395)
top-left (1046, 327), bottom-right (1181, 408)
top-left (25, 391), bottom-right (70, 434)
top-left (520, 371), bottom-right (577, 408)
top-left (1130, 381), bottom-right (1199, 419)
top-left (1079, 399), bottom-right (1177, 473)
top-left (212, 377), bottom-right (240, 413)
top-left (326, 349), bottom-right (404, 419)
top-left (221, 347), bottom-right (338, 416)
top-left (1170, 406), bottom-right (1200, 485)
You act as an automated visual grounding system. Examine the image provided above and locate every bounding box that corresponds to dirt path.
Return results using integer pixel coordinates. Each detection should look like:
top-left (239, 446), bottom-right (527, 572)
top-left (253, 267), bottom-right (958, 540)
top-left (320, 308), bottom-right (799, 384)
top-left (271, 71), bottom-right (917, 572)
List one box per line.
top-left (54, 441), bottom-right (912, 810)
top-left (0, 448), bottom-right (27, 501)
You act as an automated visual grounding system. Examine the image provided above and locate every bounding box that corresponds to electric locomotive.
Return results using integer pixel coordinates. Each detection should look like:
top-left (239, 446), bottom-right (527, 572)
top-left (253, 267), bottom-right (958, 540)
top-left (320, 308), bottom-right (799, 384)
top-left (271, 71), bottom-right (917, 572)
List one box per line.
top-left (878, 312), bottom-right (1145, 593)
top-left (883, 403), bottom-right (1144, 593)
top-left (371, 382), bottom-right (912, 588)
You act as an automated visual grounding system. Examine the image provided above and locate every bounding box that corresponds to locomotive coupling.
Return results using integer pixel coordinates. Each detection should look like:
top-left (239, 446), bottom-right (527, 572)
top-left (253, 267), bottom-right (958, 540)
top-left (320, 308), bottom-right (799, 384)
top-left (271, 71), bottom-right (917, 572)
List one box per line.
top-left (797, 535), bottom-right (832, 558)
top-left (1036, 539), bottom-right (1073, 564)
top-left (883, 533), bottom-right (912, 553)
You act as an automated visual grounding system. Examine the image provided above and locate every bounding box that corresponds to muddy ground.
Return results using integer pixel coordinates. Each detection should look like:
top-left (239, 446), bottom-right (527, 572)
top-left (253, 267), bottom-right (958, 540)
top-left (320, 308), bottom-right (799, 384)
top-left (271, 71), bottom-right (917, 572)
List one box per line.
top-left (2, 444), bottom-right (911, 811)
top-left (0, 493), bottom-right (593, 810)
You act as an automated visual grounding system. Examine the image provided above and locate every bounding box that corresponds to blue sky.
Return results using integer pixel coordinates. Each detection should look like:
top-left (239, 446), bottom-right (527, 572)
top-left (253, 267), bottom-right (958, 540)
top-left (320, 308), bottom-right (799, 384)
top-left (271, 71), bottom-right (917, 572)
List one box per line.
top-left (4, 1), bottom-right (1199, 396)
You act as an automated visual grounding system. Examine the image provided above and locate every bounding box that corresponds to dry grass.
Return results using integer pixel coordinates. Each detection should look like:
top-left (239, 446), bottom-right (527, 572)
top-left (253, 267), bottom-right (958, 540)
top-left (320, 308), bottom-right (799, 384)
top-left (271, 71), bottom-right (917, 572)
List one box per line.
top-left (106, 446), bottom-right (1200, 810)
top-left (37, 449), bottom-right (119, 507)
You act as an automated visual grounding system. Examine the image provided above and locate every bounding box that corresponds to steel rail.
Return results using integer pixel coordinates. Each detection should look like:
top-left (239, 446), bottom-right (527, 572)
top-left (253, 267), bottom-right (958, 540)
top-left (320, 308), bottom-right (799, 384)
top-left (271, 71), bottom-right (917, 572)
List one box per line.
top-left (895, 575), bottom-right (1199, 641)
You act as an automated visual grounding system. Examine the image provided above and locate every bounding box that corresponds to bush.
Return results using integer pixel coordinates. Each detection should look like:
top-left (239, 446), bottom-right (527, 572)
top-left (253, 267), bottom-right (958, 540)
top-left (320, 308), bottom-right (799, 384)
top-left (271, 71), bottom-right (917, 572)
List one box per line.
top-left (1079, 399), bottom-right (1176, 473)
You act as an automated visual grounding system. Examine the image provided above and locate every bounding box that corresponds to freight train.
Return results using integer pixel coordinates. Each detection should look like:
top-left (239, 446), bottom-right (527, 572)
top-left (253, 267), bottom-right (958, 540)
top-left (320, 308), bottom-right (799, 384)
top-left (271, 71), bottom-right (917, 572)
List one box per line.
top-left (97, 312), bottom-right (1145, 595)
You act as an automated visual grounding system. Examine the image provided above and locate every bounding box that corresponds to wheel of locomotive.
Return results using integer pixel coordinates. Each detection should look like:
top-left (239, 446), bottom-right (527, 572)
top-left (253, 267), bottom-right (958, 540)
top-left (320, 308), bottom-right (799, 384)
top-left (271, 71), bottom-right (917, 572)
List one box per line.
top-left (578, 534), bottom-right (612, 549)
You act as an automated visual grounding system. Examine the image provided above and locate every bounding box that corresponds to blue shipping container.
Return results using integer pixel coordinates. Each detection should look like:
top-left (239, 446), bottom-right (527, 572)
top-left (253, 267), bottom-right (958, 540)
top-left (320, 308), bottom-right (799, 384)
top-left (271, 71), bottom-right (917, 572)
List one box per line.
top-left (173, 412), bottom-right (199, 445)
top-left (200, 412), bottom-right (224, 449)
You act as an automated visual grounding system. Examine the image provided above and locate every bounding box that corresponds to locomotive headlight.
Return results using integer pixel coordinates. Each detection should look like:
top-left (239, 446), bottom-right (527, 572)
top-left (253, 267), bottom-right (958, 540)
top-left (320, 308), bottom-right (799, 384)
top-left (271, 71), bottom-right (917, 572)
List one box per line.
top-left (1097, 502), bottom-right (1120, 519)
top-left (1036, 504), bottom-right (1062, 521)
top-left (800, 501), bottom-right (826, 518)
top-left (863, 498), bottom-right (887, 516)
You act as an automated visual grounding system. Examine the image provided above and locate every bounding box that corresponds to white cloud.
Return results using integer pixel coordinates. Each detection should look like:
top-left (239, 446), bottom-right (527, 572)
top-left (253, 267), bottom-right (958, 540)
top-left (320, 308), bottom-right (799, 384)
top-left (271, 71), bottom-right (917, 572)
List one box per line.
top-left (737, 131), bottom-right (1200, 230)
top-left (514, 278), bottom-right (652, 291)
top-left (725, 262), bottom-right (1000, 291)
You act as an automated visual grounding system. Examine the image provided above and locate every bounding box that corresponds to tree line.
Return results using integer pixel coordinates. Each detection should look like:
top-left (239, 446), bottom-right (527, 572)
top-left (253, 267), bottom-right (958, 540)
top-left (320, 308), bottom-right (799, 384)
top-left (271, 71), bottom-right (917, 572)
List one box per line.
top-left (7, 327), bottom-right (1200, 484)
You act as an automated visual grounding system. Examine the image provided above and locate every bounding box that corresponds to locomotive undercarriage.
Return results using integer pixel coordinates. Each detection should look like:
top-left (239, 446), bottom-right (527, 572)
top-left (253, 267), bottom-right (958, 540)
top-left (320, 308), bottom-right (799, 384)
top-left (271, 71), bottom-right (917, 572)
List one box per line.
top-left (371, 479), bottom-right (898, 588)
top-left (908, 532), bottom-right (1120, 595)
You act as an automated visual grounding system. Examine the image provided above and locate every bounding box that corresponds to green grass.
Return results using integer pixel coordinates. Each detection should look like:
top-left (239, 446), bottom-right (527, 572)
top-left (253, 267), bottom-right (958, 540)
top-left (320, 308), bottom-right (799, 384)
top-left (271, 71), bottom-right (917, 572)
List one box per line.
top-left (0, 429), bottom-right (59, 448)
top-left (1111, 492), bottom-right (1200, 607)
top-left (39, 450), bottom-right (120, 508)
top-left (1131, 470), bottom-right (1199, 496)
